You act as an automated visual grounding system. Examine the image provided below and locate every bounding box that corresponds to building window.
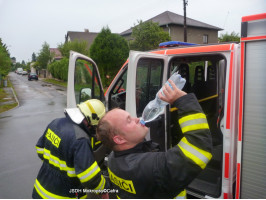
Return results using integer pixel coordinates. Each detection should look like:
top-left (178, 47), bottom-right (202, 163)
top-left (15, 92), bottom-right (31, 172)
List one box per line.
top-left (203, 34), bottom-right (208, 44)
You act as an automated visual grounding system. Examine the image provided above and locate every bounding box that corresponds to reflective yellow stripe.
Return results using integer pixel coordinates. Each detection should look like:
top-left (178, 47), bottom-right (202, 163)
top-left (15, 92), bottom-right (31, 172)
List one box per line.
top-left (178, 137), bottom-right (212, 169)
top-left (95, 141), bottom-right (101, 145)
top-left (116, 195), bottom-right (120, 199)
top-left (42, 148), bottom-right (76, 178)
top-left (36, 146), bottom-right (44, 154)
top-left (94, 175), bottom-right (106, 190)
top-left (80, 194), bottom-right (88, 199)
top-left (179, 113), bottom-right (206, 124)
top-left (179, 113), bottom-right (209, 133)
top-left (91, 137), bottom-right (94, 149)
top-left (77, 161), bottom-right (101, 183)
top-left (171, 107), bottom-right (178, 112)
top-left (181, 123), bottom-right (209, 133)
top-left (86, 101), bottom-right (97, 114)
top-left (174, 189), bottom-right (187, 199)
top-left (34, 179), bottom-right (76, 199)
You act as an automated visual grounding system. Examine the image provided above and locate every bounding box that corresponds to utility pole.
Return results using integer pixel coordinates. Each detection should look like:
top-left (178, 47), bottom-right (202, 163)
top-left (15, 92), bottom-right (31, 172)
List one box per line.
top-left (183, 0), bottom-right (188, 42)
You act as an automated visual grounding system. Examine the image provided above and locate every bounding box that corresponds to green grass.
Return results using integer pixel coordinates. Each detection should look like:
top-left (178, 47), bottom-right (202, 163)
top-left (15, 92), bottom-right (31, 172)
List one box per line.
top-left (0, 88), bottom-right (7, 102)
top-left (0, 76), bottom-right (18, 113)
top-left (0, 102), bottom-right (18, 113)
top-left (42, 79), bottom-right (67, 87)
top-left (0, 88), bottom-right (18, 113)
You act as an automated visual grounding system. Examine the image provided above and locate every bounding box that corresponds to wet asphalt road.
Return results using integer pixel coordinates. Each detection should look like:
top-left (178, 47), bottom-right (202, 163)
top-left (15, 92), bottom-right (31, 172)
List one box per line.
top-left (0, 72), bottom-right (67, 198)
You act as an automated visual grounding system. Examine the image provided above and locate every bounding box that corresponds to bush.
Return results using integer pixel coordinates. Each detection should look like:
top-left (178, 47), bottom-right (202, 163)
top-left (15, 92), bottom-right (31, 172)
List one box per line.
top-left (48, 58), bottom-right (69, 81)
top-left (218, 32), bottom-right (240, 43)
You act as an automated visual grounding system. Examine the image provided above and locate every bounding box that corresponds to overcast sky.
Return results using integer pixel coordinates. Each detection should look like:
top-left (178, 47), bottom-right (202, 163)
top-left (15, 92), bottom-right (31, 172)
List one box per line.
top-left (0, 0), bottom-right (265, 63)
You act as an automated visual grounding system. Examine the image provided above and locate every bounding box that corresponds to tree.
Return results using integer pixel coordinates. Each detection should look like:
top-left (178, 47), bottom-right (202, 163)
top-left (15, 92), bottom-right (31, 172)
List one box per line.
top-left (90, 27), bottom-right (129, 87)
top-left (219, 31), bottom-right (240, 43)
top-left (58, 40), bottom-right (89, 58)
top-left (0, 38), bottom-right (11, 77)
top-left (32, 52), bottom-right (37, 62)
top-left (37, 42), bottom-right (52, 69)
top-left (130, 20), bottom-right (171, 51)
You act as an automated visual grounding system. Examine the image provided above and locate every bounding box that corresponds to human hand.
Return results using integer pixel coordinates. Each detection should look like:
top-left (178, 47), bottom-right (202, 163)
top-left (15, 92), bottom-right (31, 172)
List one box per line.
top-left (158, 79), bottom-right (187, 105)
top-left (101, 193), bottom-right (109, 199)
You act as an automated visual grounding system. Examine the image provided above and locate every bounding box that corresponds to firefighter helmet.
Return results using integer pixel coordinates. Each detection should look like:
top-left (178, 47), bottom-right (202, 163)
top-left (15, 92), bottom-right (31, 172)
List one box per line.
top-left (65, 99), bottom-right (105, 126)
top-left (77, 99), bottom-right (105, 126)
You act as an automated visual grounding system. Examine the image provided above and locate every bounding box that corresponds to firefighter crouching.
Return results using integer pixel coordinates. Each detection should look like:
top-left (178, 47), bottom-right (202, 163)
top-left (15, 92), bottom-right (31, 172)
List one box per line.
top-left (96, 79), bottom-right (213, 198)
top-left (32, 99), bottom-right (108, 199)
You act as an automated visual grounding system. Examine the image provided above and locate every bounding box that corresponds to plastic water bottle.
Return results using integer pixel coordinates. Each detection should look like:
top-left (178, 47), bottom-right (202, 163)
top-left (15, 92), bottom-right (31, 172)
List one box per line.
top-left (140, 72), bottom-right (186, 125)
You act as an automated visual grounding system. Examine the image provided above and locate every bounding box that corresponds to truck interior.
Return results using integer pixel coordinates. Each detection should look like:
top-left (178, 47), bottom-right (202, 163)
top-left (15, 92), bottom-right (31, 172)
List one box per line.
top-left (105, 54), bottom-right (226, 198)
top-left (168, 54), bottom-right (226, 198)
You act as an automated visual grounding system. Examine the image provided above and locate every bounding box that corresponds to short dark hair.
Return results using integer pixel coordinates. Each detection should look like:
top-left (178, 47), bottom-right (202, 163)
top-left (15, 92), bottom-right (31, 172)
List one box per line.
top-left (96, 112), bottom-right (120, 150)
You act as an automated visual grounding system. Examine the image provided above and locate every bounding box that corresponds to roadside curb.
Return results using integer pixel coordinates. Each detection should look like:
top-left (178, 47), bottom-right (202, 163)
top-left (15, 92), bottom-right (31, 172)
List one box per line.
top-left (11, 86), bottom-right (20, 108)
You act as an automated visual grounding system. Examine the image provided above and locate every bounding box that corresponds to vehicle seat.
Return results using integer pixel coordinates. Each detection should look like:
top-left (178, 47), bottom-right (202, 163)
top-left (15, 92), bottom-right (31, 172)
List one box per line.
top-left (179, 63), bottom-right (191, 93)
top-left (206, 65), bottom-right (217, 96)
top-left (192, 65), bottom-right (206, 99)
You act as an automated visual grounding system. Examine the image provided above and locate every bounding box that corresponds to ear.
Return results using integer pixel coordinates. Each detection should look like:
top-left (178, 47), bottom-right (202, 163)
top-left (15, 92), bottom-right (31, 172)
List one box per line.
top-left (113, 135), bottom-right (126, 145)
top-left (82, 118), bottom-right (89, 127)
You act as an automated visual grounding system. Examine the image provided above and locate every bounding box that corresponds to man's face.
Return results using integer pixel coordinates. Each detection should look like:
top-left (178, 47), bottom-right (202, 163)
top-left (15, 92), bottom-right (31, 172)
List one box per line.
top-left (105, 109), bottom-right (149, 146)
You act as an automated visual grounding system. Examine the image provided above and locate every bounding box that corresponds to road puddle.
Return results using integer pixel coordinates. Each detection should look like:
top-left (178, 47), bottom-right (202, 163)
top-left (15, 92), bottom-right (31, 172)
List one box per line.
top-left (48, 101), bottom-right (55, 105)
top-left (41, 84), bottom-right (51, 87)
top-left (56, 88), bottom-right (64, 91)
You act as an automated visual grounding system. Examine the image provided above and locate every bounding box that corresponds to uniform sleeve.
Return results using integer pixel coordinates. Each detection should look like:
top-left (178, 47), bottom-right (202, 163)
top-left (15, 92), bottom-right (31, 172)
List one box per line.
top-left (35, 127), bottom-right (48, 160)
top-left (74, 138), bottom-right (107, 190)
top-left (154, 93), bottom-right (213, 195)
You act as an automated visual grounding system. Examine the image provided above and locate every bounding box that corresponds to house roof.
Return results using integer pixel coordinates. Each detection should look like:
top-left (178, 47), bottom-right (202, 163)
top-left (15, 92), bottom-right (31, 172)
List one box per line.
top-left (120, 11), bottom-right (223, 36)
top-left (49, 48), bottom-right (62, 59)
top-left (66, 31), bottom-right (98, 44)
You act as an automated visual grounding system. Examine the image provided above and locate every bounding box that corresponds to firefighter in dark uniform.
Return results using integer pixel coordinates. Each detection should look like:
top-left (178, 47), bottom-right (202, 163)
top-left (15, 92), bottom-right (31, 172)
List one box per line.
top-left (32, 99), bottom-right (108, 199)
top-left (96, 79), bottom-right (213, 199)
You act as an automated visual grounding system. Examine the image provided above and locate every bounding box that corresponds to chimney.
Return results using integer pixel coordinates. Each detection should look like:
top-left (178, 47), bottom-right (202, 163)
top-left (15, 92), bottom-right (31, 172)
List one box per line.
top-left (84, 29), bottom-right (89, 33)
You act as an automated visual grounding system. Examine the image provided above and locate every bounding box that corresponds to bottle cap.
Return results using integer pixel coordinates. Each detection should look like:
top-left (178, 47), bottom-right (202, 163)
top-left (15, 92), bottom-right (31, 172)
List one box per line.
top-left (140, 119), bottom-right (145, 125)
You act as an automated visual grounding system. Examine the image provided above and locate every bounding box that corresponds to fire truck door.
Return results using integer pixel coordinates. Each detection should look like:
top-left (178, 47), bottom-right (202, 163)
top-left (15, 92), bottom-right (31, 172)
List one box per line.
top-left (127, 51), bottom-right (169, 151)
top-left (67, 51), bottom-right (105, 108)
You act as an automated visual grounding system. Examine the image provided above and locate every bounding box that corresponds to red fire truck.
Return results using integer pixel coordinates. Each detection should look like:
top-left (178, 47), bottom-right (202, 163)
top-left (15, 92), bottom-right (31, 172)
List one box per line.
top-left (67, 13), bottom-right (266, 198)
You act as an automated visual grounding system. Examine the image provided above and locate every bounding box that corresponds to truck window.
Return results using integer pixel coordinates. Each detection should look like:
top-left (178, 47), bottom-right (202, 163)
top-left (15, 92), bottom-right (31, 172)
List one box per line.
top-left (136, 58), bottom-right (163, 117)
top-left (135, 58), bottom-right (166, 150)
top-left (169, 55), bottom-right (226, 198)
top-left (108, 65), bottom-right (127, 110)
top-left (74, 59), bottom-right (103, 103)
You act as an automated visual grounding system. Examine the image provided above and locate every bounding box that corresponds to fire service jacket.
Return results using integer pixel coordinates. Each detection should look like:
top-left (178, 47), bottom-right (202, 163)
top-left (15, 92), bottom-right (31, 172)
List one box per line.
top-left (32, 116), bottom-right (107, 199)
top-left (108, 93), bottom-right (213, 199)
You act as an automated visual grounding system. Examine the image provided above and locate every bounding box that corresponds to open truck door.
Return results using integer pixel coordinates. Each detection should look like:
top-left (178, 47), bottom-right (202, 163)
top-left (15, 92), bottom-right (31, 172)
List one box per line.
top-left (67, 51), bottom-right (109, 168)
top-left (105, 50), bottom-right (170, 151)
top-left (67, 51), bottom-right (105, 107)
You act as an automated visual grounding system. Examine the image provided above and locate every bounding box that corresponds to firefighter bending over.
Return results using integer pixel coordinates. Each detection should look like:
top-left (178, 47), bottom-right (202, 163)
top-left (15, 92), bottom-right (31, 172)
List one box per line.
top-left (32, 99), bottom-right (108, 199)
top-left (96, 79), bottom-right (213, 199)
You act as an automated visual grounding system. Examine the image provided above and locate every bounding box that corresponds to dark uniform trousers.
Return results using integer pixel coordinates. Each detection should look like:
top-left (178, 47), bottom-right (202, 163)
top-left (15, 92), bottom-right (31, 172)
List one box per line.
top-left (108, 94), bottom-right (213, 199)
top-left (32, 117), bottom-right (107, 199)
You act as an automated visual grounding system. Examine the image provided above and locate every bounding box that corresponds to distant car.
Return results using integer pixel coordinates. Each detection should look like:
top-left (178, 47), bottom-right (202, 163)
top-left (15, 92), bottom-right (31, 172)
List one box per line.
top-left (28, 73), bottom-right (38, 81)
top-left (22, 71), bottom-right (28, 75)
top-left (17, 68), bottom-right (23, 74)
